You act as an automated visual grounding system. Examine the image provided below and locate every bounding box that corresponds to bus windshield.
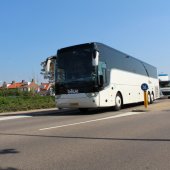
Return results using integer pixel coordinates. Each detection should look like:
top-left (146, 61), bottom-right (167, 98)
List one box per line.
top-left (56, 48), bottom-right (96, 83)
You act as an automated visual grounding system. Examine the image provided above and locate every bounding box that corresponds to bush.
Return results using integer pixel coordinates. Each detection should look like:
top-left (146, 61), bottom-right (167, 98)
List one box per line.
top-left (0, 95), bottom-right (56, 113)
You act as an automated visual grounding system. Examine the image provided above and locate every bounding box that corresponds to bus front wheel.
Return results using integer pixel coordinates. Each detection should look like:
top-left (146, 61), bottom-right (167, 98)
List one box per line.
top-left (115, 93), bottom-right (123, 111)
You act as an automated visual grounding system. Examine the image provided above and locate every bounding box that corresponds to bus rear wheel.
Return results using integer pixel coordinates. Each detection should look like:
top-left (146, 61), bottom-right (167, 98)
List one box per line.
top-left (115, 93), bottom-right (123, 111)
top-left (148, 93), bottom-right (151, 104)
top-left (150, 93), bottom-right (154, 104)
top-left (148, 92), bottom-right (154, 104)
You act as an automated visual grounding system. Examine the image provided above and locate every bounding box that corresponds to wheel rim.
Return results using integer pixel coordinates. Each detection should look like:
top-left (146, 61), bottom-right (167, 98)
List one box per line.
top-left (151, 93), bottom-right (154, 101)
top-left (148, 93), bottom-right (151, 104)
top-left (116, 95), bottom-right (122, 107)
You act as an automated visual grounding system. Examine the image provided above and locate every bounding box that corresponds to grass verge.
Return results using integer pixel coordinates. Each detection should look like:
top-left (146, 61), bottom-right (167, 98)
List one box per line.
top-left (0, 96), bottom-right (56, 113)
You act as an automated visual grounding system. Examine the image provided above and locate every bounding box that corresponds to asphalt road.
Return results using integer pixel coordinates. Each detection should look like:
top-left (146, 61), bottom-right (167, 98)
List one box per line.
top-left (0, 98), bottom-right (170, 170)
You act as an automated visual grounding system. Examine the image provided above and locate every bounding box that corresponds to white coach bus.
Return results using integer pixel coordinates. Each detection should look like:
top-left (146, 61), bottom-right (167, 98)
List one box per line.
top-left (46, 42), bottom-right (159, 111)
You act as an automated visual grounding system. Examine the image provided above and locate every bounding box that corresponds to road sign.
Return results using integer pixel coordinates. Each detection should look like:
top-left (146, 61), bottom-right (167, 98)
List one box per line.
top-left (141, 83), bottom-right (149, 91)
top-left (141, 83), bottom-right (149, 108)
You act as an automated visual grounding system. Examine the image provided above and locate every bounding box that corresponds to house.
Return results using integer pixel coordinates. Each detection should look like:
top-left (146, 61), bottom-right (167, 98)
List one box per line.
top-left (7, 81), bottom-right (23, 89)
top-left (2, 79), bottom-right (39, 93)
top-left (39, 83), bottom-right (53, 95)
top-left (20, 79), bottom-right (39, 93)
top-left (1, 81), bottom-right (13, 88)
top-left (1, 79), bottom-right (52, 95)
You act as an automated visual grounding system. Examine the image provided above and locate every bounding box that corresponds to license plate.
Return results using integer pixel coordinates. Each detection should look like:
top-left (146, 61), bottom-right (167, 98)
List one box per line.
top-left (70, 103), bottom-right (79, 106)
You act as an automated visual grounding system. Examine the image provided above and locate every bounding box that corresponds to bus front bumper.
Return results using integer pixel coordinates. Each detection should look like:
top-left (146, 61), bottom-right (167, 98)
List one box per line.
top-left (55, 93), bottom-right (99, 109)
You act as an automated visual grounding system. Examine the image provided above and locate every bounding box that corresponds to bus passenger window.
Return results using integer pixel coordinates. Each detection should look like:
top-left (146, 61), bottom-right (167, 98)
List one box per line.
top-left (102, 67), bottom-right (107, 84)
top-left (98, 61), bottom-right (107, 84)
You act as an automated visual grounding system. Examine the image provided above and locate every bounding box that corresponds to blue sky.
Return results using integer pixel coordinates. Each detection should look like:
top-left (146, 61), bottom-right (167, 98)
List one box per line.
top-left (0, 0), bottom-right (170, 84)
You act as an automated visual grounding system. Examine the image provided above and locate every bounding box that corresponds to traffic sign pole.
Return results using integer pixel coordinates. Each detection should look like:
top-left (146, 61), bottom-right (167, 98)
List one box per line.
top-left (141, 83), bottom-right (149, 109)
top-left (144, 91), bottom-right (148, 108)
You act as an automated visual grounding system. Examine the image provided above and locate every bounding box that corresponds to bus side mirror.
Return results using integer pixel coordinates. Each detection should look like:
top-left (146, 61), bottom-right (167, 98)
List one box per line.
top-left (92, 51), bottom-right (99, 66)
top-left (46, 59), bottom-right (52, 73)
top-left (45, 56), bottom-right (56, 73)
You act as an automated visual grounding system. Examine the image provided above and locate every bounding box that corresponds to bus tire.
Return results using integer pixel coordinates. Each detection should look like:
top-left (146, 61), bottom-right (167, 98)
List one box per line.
top-left (150, 92), bottom-right (154, 104)
top-left (114, 92), bottom-right (123, 111)
top-left (148, 93), bottom-right (151, 104)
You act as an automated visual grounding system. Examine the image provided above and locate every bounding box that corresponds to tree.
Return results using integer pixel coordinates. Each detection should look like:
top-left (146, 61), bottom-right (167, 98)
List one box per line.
top-left (40, 57), bottom-right (55, 83)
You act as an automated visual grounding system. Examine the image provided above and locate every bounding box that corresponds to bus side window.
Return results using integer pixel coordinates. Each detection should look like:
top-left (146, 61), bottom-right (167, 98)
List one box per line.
top-left (102, 66), bottom-right (107, 84)
top-left (98, 61), bottom-right (107, 85)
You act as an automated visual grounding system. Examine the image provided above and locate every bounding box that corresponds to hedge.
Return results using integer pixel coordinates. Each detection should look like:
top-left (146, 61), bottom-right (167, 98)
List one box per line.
top-left (0, 95), bottom-right (56, 113)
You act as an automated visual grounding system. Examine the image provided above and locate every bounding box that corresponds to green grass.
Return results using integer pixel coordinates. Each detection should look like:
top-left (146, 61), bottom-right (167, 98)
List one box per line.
top-left (0, 96), bottom-right (56, 113)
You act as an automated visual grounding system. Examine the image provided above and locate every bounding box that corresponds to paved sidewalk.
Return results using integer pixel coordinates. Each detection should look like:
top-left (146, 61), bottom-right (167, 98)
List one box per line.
top-left (132, 98), bottom-right (170, 112)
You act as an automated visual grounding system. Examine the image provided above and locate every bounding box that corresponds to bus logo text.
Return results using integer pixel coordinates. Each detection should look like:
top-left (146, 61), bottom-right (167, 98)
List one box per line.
top-left (67, 89), bottom-right (79, 94)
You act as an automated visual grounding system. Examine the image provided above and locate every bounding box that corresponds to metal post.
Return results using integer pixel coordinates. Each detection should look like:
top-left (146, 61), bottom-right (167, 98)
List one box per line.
top-left (144, 91), bottom-right (148, 108)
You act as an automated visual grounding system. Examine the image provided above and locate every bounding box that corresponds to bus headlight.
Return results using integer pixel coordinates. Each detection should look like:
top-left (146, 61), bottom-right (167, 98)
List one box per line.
top-left (86, 93), bottom-right (98, 98)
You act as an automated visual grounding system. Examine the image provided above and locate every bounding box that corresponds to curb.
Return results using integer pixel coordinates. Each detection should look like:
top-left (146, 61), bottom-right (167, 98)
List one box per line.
top-left (0, 108), bottom-right (58, 116)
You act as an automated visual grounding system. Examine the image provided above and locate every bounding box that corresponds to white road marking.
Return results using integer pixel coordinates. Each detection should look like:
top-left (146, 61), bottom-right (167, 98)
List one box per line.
top-left (39, 111), bottom-right (145, 131)
top-left (0, 115), bottom-right (32, 121)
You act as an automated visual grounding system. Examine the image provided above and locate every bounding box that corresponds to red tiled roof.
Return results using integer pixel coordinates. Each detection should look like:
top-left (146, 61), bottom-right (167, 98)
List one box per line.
top-left (21, 82), bottom-right (38, 88)
top-left (8, 82), bottom-right (23, 89)
top-left (40, 83), bottom-right (51, 91)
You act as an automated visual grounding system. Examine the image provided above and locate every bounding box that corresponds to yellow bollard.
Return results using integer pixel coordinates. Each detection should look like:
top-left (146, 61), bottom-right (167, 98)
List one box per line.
top-left (141, 83), bottom-right (149, 109)
top-left (144, 91), bottom-right (148, 108)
